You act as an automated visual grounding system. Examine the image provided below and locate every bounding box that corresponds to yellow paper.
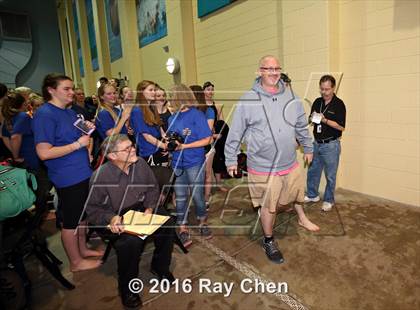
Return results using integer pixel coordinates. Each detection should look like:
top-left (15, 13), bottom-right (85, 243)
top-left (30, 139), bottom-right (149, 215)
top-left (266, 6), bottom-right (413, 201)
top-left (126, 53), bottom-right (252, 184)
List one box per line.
top-left (122, 210), bottom-right (170, 236)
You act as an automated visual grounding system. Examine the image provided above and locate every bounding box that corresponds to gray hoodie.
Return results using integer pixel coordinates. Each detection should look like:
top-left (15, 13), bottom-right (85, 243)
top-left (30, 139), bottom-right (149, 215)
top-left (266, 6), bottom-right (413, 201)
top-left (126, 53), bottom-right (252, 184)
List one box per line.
top-left (225, 77), bottom-right (313, 173)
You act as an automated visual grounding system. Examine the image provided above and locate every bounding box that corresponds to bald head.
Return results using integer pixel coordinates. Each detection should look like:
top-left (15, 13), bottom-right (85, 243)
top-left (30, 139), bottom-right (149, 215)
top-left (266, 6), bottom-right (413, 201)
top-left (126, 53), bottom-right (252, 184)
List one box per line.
top-left (258, 55), bottom-right (280, 68)
top-left (257, 55), bottom-right (282, 90)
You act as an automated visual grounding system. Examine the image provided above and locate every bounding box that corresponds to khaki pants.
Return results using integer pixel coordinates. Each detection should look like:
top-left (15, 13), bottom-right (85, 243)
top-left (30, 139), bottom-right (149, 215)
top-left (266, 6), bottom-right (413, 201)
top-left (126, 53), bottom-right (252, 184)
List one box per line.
top-left (247, 167), bottom-right (305, 213)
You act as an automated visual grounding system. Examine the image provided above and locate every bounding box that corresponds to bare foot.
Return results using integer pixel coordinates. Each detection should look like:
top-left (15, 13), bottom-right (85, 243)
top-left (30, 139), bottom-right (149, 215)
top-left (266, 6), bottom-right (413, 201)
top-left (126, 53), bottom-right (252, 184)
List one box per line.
top-left (217, 185), bottom-right (229, 192)
top-left (81, 249), bottom-right (105, 258)
top-left (43, 211), bottom-right (56, 221)
top-left (70, 259), bottom-right (101, 272)
top-left (298, 219), bottom-right (320, 232)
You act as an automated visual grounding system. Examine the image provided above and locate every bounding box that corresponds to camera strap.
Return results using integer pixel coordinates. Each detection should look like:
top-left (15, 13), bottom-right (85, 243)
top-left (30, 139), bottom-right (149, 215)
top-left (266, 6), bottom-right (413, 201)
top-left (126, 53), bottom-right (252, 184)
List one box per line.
top-left (147, 154), bottom-right (156, 167)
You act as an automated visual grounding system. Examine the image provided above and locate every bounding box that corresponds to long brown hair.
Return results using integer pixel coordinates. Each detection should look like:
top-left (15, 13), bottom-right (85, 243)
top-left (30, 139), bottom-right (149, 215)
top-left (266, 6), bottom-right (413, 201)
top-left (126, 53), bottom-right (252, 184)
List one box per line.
top-left (97, 83), bottom-right (118, 122)
top-left (135, 80), bottom-right (161, 126)
top-left (1, 92), bottom-right (26, 131)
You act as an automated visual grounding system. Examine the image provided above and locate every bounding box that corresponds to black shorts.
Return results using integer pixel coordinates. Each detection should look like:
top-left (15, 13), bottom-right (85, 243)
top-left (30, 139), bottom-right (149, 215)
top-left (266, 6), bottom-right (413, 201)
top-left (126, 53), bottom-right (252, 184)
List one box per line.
top-left (56, 178), bottom-right (89, 229)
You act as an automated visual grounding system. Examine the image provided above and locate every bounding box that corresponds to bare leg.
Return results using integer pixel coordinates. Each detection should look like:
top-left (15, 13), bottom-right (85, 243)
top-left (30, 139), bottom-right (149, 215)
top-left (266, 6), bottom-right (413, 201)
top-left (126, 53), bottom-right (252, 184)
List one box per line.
top-left (61, 228), bottom-right (101, 272)
top-left (77, 222), bottom-right (105, 258)
top-left (179, 224), bottom-right (189, 233)
top-left (215, 173), bottom-right (229, 192)
top-left (260, 207), bottom-right (276, 236)
top-left (294, 204), bottom-right (320, 232)
top-left (204, 152), bottom-right (215, 202)
top-left (172, 192), bottom-right (176, 208)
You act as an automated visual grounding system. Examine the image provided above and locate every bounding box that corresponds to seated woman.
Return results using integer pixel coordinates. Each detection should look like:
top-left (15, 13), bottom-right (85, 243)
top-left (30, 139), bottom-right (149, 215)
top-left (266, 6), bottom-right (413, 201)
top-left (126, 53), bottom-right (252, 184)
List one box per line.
top-left (95, 83), bottom-right (132, 141)
top-left (167, 84), bottom-right (213, 247)
top-left (130, 80), bottom-right (167, 165)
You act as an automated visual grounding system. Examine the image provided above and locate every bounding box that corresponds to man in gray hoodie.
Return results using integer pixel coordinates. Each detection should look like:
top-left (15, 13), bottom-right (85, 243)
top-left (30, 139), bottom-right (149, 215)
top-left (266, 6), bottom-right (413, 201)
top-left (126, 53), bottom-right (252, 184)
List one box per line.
top-left (225, 55), bottom-right (319, 264)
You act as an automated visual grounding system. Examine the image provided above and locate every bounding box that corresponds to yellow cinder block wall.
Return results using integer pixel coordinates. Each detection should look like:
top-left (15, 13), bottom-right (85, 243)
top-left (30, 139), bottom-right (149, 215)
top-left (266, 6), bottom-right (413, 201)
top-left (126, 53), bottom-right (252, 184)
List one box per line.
top-left (60, 0), bottom-right (419, 206)
top-left (338, 0), bottom-right (419, 206)
top-left (192, 0), bottom-right (286, 120)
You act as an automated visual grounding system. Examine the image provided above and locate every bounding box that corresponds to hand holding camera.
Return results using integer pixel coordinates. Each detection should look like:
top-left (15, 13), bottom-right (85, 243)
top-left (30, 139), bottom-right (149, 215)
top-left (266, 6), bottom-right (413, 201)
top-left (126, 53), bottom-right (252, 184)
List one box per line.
top-left (166, 131), bottom-right (185, 152)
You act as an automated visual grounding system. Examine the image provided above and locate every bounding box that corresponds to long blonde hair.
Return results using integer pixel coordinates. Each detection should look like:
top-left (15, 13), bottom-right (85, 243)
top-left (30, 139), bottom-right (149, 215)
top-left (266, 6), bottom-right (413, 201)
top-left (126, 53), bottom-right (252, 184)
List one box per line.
top-left (168, 84), bottom-right (197, 113)
top-left (97, 83), bottom-right (118, 122)
top-left (28, 93), bottom-right (43, 116)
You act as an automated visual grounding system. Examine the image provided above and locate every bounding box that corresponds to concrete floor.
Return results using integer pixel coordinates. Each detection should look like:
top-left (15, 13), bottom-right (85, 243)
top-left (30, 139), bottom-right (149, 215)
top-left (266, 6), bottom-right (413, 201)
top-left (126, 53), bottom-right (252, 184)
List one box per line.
top-left (26, 180), bottom-right (420, 310)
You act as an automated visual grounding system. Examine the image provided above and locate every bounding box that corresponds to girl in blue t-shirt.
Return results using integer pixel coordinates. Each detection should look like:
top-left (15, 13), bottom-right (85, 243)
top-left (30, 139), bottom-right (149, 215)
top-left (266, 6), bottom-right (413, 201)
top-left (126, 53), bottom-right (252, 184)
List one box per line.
top-left (203, 81), bottom-right (229, 195)
top-left (95, 83), bottom-right (132, 140)
top-left (167, 84), bottom-right (213, 248)
top-left (130, 80), bottom-right (167, 164)
top-left (190, 85), bottom-right (217, 209)
top-left (33, 73), bottom-right (102, 272)
top-left (1, 91), bottom-right (39, 170)
top-left (2, 91), bottom-right (53, 232)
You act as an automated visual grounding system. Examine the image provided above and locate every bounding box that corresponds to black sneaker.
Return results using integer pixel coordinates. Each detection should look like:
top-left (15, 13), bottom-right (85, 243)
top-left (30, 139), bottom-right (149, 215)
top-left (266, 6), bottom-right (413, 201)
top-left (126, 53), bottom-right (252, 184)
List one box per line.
top-left (121, 292), bottom-right (142, 309)
top-left (262, 239), bottom-right (284, 264)
top-left (150, 268), bottom-right (176, 284)
top-left (199, 224), bottom-right (213, 240)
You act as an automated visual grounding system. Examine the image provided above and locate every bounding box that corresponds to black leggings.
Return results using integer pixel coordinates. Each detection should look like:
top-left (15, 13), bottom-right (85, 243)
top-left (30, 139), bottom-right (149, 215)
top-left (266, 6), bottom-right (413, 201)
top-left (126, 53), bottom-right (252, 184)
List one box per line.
top-left (56, 179), bottom-right (89, 229)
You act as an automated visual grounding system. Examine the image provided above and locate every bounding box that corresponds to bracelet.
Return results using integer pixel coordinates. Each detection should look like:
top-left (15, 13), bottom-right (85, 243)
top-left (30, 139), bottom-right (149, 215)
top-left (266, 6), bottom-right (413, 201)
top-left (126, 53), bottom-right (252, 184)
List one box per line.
top-left (75, 141), bottom-right (83, 149)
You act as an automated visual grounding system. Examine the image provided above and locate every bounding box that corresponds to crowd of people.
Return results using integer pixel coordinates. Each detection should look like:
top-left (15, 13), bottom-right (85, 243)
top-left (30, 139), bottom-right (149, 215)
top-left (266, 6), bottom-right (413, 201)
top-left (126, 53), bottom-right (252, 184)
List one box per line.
top-left (0, 55), bottom-right (346, 308)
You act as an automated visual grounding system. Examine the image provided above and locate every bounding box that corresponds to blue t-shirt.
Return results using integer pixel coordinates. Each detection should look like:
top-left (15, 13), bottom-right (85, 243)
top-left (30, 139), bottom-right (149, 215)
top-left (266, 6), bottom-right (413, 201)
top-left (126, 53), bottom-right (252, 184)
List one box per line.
top-left (33, 103), bottom-right (92, 188)
top-left (130, 107), bottom-right (161, 157)
top-left (205, 106), bottom-right (216, 120)
top-left (95, 107), bottom-right (128, 140)
top-left (2, 112), bottom-right (39, 170)
top-left (167, 108), bottom-right (212, 169)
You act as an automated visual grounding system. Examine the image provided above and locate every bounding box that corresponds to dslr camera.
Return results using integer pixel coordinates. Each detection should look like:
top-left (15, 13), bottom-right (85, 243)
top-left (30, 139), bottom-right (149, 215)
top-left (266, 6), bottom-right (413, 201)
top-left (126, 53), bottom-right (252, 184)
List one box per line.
top-left (166, 131), bottom-right (184, 152)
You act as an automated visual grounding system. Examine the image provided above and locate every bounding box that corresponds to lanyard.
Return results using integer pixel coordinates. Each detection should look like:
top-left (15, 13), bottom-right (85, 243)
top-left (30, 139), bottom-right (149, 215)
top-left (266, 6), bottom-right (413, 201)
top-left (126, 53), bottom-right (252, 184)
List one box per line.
top-left (319, 98), bottom-right (333, 115)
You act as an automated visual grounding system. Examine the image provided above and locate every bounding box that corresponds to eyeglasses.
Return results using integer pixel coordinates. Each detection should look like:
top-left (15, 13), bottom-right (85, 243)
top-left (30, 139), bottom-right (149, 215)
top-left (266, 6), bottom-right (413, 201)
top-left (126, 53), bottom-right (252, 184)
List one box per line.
top-left (111, 144), bottom-right (135, 153)
top-left (260, 67), bottom-right (282, 73)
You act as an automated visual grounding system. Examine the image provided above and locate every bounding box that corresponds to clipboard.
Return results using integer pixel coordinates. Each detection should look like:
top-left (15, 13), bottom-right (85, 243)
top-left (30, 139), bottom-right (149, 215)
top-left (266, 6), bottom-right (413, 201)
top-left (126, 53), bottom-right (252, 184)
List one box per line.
top-left (120, 210), bottom-right (170, 238)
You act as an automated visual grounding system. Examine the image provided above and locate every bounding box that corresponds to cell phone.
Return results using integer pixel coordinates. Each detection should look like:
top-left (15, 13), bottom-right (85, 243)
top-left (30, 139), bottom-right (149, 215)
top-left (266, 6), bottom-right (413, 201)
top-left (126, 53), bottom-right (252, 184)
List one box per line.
top-left (73, 118), bottom-right (95, 135)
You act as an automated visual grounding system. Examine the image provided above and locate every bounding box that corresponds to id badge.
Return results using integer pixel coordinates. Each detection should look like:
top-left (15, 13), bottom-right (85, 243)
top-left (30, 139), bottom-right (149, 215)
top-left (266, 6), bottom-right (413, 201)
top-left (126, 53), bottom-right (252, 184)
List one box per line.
top-left (316, 124), bottom-right (322, 133)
